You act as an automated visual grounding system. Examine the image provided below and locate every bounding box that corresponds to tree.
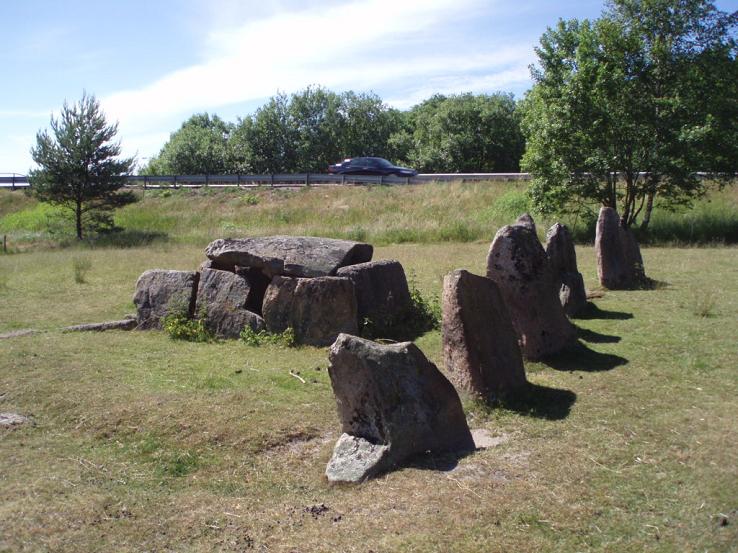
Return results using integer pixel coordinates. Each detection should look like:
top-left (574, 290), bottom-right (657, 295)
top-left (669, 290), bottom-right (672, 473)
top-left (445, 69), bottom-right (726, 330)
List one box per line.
top-left (144, 113), bottom-right (233, 175)
top-left (521, 0), bottom-right (737, 229)
top-left (29, 93), bottom-right (135, 240)
top-left (406, 93), bottom-right (524, 173)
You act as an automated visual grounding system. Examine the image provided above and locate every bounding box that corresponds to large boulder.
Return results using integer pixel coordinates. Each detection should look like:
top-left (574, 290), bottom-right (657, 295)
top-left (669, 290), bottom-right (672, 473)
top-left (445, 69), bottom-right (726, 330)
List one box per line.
top-left (545, 223), bottom-right (588, 316)
top-left (195, 268), bottom-right (265, 338)
top-left (262, 276), bottom-right (358, 346)
top-left (133, 270), bottom-right (199, 330)
top-left (204, 236), bottom-right (373, 278)
top-left (326, 334), bottom-right (474, 483)
top-left (486, 218), bottom-right (576, 359)
top-left (595, 207), bottom-right (647, 289)
top-left (442, 270), bottom-right (526, 399)
top-left (336, 260), bottom-right (411, 324)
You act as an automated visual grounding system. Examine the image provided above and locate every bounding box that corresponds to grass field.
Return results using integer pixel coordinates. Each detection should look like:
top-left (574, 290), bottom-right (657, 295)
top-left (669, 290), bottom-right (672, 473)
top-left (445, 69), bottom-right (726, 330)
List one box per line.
top-left (1, 180), bottom-right (737, 250)
top-left (1, 183), bottom-right (737, 552)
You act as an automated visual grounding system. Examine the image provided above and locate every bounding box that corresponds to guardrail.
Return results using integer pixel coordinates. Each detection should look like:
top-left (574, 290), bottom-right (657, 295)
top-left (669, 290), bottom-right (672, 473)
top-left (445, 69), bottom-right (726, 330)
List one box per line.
top-left (0, 172), bottom-right (531, 189)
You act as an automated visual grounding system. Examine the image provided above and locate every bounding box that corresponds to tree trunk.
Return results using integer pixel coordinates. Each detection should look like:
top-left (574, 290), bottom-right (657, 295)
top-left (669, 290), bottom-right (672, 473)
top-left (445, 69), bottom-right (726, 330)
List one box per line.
top-left (76, 201), bottom-right (83, 240)
top-left (640, 191), bottom-right (655, 232)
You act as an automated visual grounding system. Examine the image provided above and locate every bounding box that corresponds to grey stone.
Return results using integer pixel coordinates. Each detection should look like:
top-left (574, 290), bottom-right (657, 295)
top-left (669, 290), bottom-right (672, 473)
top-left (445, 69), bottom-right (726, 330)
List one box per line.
top-left (486, 219), bottom-right (576, 360)
top-left (0, 413), bottom-right (32, 428)
top-left (595, 207), bottom-right (647, 289)
top-left (515, 212), bottom-right (537, 232)
top-left (63, 319), bottom-right (138, 332)
top-left (133, 270), bottom-right (199, 330)
top-left (262, 276), bottom-right (357, 346)
top-left (195, 268), bottom-right (265, 338)
top-left (336, 259), bottom-right (411, 324)
top-left (205, 235), bottom-right (373, 278)
top-left (545, 223), bottom-right (587, 316)
top-left (326, 334), bottom-right (474, 483)
top-left (442, 269), bottom-right (526, 400)
top-left (0, 329), bottom-right (38, 340)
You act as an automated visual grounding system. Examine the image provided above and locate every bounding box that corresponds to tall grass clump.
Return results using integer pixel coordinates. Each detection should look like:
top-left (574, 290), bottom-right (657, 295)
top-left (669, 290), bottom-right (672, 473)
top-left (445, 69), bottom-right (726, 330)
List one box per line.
top-left (641, 197), bottom-right (738, 244)
top-left (71, 256), bottom-right (92, 283)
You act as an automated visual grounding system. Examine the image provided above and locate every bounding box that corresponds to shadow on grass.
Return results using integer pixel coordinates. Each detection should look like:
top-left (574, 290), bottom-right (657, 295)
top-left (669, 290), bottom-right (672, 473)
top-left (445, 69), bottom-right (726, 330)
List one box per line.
top-left (409, 449), bottom-right (474, 472)
top-left (496, 382), bottom-right (577, 421)
top-left (576, 302), bottom-right (634, 320)
top-left (576, 325), bottom-right (621, 344)
top-left (543, 341), bottom-right (628, 372)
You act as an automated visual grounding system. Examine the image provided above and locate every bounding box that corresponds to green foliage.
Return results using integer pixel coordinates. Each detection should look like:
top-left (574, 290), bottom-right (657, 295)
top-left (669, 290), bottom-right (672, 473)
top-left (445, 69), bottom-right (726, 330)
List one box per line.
top-left (144, 113), bottom-right (234, 176)
top-left (71, 257), bottom-right (92, 284)
top-left (521, 0), bottom-right (738, 230)
top-left (488, 189), bottom-right (532, 221)
top-left (162, 311), bottom-right (212, 342)
top-left (29, 92), bottom-right (136, 239)
top-left (240, 326), bottom-right (297, 348)
top-left (403, 93), bottom-right (525, 172)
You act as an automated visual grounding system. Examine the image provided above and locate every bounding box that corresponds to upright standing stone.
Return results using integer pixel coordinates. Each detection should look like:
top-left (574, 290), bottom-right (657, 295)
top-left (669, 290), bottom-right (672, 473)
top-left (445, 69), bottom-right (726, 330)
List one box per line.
top-left (545, 223), bottom-right (588, 316)
top-left (262, 276), bottom-right (358, 346)
top-left (195, 268), bottom-right (264, 338)
top-left (336, 260), bottom-right (411, 324)
top-left (595, 207), bottom-right (647, 289)
top-left (486, 218), bottom-right (576, 359)
top-left (442, 270), bottom-right (526, 399)
top-left (326, 334), bottom-right (474, 483)
top-left (133, 270), bottom-right (199, 329)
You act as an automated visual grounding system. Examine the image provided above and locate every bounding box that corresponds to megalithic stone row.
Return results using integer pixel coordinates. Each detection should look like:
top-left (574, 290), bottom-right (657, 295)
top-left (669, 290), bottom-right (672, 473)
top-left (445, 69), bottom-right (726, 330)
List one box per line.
top-left (133, 270), bottom-right (199, 329)
top-left (195, 268), bottom-right (265, 338)
top-left (325, 334), bottom-right (475, 483)
top-left (595, 207), bottom-right (647, 289)
top-left (262, 276), bottom-right (358, 346)
top-left (442, 269), bottom-right (527, 400)
top-left (545, 223), bottom-right (588, 316)
top-left (486, 217), bottom-right (576, 360)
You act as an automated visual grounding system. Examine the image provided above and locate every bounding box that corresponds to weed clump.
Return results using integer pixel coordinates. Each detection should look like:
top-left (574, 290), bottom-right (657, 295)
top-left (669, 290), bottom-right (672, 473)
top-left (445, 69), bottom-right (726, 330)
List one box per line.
top-left (72, 256), bottom-right (92, 283)
top-left (162, 312), bottom-right (213, 342)
top-left (240, 326), bottom-right (297, 348)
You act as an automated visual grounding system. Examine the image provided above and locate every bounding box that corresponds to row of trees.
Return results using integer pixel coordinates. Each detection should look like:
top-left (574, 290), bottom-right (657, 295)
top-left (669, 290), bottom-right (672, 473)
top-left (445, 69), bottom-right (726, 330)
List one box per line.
top-left (142, 89), bottom-right (524, 175)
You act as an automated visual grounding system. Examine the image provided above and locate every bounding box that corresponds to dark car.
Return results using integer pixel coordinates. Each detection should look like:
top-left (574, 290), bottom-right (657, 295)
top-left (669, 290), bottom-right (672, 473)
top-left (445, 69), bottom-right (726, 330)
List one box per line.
top-left (328, 157), bottom-right (418, 177)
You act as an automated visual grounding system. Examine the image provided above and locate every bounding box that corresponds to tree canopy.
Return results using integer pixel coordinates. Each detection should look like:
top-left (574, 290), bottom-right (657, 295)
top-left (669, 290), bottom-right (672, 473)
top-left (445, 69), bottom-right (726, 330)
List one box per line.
top-left (521, 0), bottom-right (737, 229)
top-left (29, 93), bottom-right (135, 240)
top-left (144, 87), bottom-right (525, 175)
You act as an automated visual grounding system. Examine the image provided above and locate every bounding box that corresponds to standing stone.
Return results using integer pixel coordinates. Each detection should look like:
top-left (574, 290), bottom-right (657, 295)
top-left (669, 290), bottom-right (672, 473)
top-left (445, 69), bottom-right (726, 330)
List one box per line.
top-left (595, 207), bottom-right (647, 289)
top-left (204, 236), bottom-right (373, 278)
top-left (326, 334), bottom-right (474, 483)
top-left (336, 260), bottom-right (412, 324)
top-left (442, 270), bottom-right (526, 399)
top-left (486, 219), bottom-right (576, 359)
top-left (133, 270), bottom-right (199, 329)
top-left (262, 276), bottom-right (358, 346)
top-left (545, 223), bottom-right (588, 316)
top-left (516, 212), bottom-right (537, 232)
top-left (195, 268), bottom-right (265, 338)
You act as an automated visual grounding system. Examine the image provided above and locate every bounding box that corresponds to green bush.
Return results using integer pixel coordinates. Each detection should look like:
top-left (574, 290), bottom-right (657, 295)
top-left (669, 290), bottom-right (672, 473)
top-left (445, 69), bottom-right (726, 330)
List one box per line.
top-left (72, 257), bottom-right (92, 284)
top-left (162, 313), bottom-right (213, 342)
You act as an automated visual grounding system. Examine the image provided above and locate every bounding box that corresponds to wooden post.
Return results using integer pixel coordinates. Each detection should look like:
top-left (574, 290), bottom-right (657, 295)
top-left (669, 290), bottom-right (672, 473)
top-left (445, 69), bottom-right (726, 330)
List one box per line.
top-left (270, 174), bottom-right (275, 188)
top-left (305, 173), bottom-right (310, 187)
top-left (237, 174), bottom-right (241, 188)
top-left (11, 175), bottom-right (15, 190)
top-left (3, 235), bottom-right (7, 254)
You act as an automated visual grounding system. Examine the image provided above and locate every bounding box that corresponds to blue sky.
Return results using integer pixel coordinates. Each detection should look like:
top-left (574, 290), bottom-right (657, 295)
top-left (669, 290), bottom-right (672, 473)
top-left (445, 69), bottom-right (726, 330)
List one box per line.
top-left (1, 0), bottom-right (735, 173)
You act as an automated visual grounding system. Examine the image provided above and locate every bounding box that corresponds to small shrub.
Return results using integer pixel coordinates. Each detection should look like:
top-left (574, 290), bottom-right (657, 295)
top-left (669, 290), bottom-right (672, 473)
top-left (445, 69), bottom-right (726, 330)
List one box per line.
top-left (162, 313), bottom-right (213, 342)
top-left (240, 326), bottom-right (297, 348)
top-left (72, 256), bottom-right (92, 283)
top-left (241, 193), bottom-right (259, 206)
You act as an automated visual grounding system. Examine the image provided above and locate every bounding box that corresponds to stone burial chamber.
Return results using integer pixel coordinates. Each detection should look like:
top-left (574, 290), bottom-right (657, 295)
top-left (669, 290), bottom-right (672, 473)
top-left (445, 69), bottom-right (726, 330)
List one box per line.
top-left (133, 235), bottom-right (413, 346)
top-left (325, 333), bottom-right (475, 484)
